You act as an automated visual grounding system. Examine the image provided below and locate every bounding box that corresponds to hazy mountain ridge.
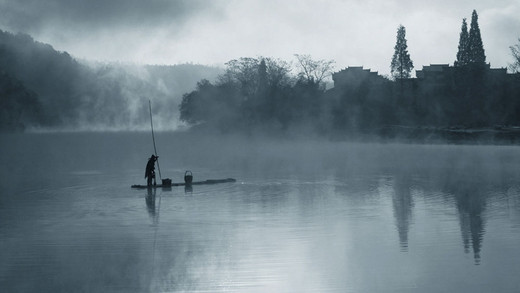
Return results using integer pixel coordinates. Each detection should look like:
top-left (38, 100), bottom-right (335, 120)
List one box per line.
top-left (0, 29), bottom-right (222, 132)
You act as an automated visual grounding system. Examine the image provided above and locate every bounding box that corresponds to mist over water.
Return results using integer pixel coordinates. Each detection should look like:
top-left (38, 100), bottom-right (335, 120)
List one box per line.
top-left (1, 132), bottom-right (520, 292)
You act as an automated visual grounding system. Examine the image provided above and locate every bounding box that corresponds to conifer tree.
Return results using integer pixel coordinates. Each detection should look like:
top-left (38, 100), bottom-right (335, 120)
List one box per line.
top-left (468, 10), bottom-right (486, 64)
top-left (455, 18), bottom-right (470, 66)
top-left (258, 59), bottom-right (268, 92)
top-left (391, 25), bottom-right (414, 79)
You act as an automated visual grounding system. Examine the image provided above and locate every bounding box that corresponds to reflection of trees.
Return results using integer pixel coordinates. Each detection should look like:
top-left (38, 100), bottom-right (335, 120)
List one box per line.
top-left (392, 174), bottom-right (414, 251)
top-left (437, 171), bottom-right (487, 265)
top-left (389, 161), bottom-right (495, 264)
top-left (453, 184), bottom-right (486, 265)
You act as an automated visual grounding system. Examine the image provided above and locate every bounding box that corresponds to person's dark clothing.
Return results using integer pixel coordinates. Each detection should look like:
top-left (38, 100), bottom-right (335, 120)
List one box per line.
top-left (145, 155), bottom-right (158, 186)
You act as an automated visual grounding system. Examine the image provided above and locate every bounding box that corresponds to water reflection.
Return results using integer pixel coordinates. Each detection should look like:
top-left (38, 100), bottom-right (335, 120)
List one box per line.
top-left (437, 169), bottom-right (487, 265)
top-left (146, 187), bottom-right (160, 226)
top-left (3, 133), bottom-right (520, 292)
top-left (391, 174), bottom-right (414, 252)
top-left (388, 165), bottom-right (490, 265)
top-left (446, 178), bottom-right (486, 265)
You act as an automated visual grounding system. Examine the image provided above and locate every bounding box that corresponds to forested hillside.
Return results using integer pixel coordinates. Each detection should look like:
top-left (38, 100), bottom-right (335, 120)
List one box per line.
top-left (0, 30), bottom-right (221, 131)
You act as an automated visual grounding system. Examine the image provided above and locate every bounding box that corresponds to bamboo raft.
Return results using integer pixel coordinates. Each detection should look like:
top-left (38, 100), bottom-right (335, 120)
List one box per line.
top-left (131, 178), bottom-right (236, 189)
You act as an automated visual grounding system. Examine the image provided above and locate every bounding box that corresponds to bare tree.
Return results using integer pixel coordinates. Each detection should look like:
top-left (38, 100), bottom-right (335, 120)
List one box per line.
top-left (509, 38), bottom-right (520, 73)
top-left (294, 54), bottom-right (335, 86)
top-left (219, 57), bottom-right (294, 97)
top-left (265, 58), bottom-right (292, 88)
top-left (220, 57), bottom-right (260, 98)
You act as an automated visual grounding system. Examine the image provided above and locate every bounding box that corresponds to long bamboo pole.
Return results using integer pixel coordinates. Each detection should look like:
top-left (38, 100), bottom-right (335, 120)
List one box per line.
top-left (149, 100), bottom-right (162, 181)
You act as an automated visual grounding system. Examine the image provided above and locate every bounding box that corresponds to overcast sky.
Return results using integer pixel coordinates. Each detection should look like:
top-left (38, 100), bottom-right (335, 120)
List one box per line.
top-left (1, 0), bottom-right (519, 76)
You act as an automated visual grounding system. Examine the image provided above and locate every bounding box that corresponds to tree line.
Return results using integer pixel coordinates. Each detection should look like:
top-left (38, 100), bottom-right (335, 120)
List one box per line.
top-left (180, 10), bottom-right (520, 139)
top-left (179, 55), bottom-right (336, 135)
top-left (2, 10), bottom-right (520, 137)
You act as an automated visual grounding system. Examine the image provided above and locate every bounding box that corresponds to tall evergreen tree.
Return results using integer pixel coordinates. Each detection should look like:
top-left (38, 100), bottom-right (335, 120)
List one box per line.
top-left (468, 10), bottom-right (486, 64)
top-left (258, 59), bottom-right (268, 92)
top-left (391, 25), bottom-right (414, 79)
top-left (455, 18), bottom-right (470, 66)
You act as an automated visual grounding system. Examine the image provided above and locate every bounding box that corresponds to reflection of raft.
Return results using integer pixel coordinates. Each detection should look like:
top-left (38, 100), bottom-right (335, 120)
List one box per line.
top-left (131, 178), bottom-right (236, 189)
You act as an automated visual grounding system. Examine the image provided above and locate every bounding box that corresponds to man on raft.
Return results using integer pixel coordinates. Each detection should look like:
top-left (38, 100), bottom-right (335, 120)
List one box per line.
top-left (145, 154), bottom-right (158, 186)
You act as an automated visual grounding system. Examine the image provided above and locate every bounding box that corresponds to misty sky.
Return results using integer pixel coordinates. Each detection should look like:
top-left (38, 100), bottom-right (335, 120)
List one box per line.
top-left (1, 0), bottom-right (519, 76)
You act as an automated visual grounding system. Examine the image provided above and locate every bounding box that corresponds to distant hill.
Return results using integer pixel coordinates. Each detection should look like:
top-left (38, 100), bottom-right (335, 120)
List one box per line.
top-left (0, 29), bottom-right (222, 131)
top-left (144, 64), bottom-right (222, 98)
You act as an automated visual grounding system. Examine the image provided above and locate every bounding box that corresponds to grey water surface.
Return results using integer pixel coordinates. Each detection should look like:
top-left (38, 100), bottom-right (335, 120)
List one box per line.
top-left (1, 132), bottom-right (520, 293)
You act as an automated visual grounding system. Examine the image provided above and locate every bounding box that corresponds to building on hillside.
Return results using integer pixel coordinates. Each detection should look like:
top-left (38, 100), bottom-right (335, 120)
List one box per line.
top-left (416, 64), bottom-right (451, 79)
top-left (331, 63), bottom-right (517, 105)
top-left (329, 62), bottom-right (520, 127)
top-left (416, 63), bottom-right (510, 84)
top-left (333, 63), bottom-right (513, 90)
top-left (332, 66), bottom-right (387, 89)
top-left (415, 64), bottom-right (454, 90)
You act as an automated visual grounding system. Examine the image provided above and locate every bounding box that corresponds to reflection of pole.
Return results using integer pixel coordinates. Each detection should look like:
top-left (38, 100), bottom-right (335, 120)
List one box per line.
top-left (149, 100), bottom-right (162, 180)
top-left (150, 188), bottom-right (162, 288)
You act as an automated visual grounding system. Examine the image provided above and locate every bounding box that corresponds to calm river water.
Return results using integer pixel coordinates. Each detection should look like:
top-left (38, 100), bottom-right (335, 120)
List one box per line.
top-left (1, 132), bottom-right (520, 292)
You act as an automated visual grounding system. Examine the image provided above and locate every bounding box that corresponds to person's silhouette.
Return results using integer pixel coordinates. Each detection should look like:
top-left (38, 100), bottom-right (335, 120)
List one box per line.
top-left (145, 155), bottom-right (158, 186)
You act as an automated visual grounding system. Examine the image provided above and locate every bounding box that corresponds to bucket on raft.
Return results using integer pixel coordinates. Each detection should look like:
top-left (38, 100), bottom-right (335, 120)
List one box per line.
top-left (162, 178), bottom-right (172, 187)
top-left (184, 171), bottom-right (193, 184)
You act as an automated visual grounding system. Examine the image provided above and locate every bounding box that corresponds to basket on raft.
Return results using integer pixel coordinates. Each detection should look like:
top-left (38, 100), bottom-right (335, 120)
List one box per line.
top-left (161, 178), bottom-right (172, 187)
